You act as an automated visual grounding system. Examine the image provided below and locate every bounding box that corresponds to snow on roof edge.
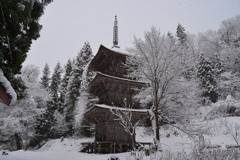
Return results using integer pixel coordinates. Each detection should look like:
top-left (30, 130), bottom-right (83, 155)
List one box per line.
top-left (101, 44), bottom-right (131, 56)
top-left (95, 104), bottom-right (149, 112)
top-left (85, 103), bottom-right (149, 114)
top-left (0, 70), bottom-right (17, 105)
top-left (96, 71), bottom-right (146, 84)
top-left (110, 47), bottom-right (131, 56)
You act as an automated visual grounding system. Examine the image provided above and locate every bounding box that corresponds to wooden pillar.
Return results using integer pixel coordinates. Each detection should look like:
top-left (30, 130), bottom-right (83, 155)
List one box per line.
top-left (120, 143), bottom-right (122, 152)
top-left (90, 143), bottom-right (93, 153)
top-left (98, 143), bottom-right (101, 153)
top-left (110, 143), bottom-right (113, 153)
top-left (94, 143), bottom-right (97, 153)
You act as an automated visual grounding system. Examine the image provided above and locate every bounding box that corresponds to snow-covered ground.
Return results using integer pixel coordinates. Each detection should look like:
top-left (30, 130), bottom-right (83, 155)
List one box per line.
top-left (1, 117), bottom-right (240, 160)
top-left (0, 138), bottom-right (129, 160)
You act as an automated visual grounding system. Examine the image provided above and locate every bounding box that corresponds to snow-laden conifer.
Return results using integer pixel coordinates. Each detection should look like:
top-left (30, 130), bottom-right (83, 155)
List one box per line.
top-left (40, 63), bottom-right (51, 89)
top-left (65, 42), bottom-right (93, 135)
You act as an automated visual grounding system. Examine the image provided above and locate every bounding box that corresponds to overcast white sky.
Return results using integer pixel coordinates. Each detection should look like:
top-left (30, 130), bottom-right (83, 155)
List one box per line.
top-left (23, 0), bottom-right (240, 73)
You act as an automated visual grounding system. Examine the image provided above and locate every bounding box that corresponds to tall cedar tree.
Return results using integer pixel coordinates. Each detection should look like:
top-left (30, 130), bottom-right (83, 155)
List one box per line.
top-left (0, 0), bottom-right (52, 98)
top-left (40, 63), bottom-right (51, 89)
top-left (176, 24), bottom-right (187, 45)
top-left (65, 42), bottom-right (93, 135)
top-left (59, 59), bottom-right (73, 114)
top-left (76, 60), bottom-right (95, 137)
top-left (35, 63), bottom-right (63, 141)
top-left (197, 54), bottom-right (218, 103)
top-left (35, 63), bottom-right (52, 144)
top-left (48, 62), bottom-right (63, 137)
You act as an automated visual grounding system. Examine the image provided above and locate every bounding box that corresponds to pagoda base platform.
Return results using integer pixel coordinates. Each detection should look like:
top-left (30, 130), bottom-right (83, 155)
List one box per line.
top-left (80, 141), bottom-right (152, 154)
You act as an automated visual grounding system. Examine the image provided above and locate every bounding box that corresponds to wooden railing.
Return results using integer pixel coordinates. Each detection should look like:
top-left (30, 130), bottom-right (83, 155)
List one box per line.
top-left (80, 141), bottom-right (152, 154)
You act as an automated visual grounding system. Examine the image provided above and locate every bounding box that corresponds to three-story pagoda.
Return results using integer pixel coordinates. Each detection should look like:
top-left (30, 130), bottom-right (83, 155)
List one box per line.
top-left (82, 16), bottom-right (148, 153)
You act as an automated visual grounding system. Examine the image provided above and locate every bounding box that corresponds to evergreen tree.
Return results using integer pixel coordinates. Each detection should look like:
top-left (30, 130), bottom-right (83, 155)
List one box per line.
top-left (64, 65), bottom-right (82, 133)
top-left (35, 108), bottom-right (53, 145)
top-left (35, 63), bottom-right (63, 141)
top-left (35, 64), bottom-right (52, 145)
top-left (48, 62), bottom-right (63, 137)
top-left (0, 0), bottom-right (52, 98)
top-left (76, 64), bottom-right (96, 137)
top-left (197, 53), bottom-right (218, 103)
top-left (176, 24), bottom-right (187, 45)
top-left (50, 63), bottom-right (63, 101)
top-left (213, 53), bottom-right (224, 76)
top-left (65, 42), bottom-right (93, 135)
top-left (40, 63), bottom-right (51, 89)
top-left (59, 59), bottom-right (73, 114)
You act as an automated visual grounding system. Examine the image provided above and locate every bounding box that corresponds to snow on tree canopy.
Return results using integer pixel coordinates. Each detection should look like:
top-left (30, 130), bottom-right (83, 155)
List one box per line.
top-left (0, 70), bottom-right (17, 105)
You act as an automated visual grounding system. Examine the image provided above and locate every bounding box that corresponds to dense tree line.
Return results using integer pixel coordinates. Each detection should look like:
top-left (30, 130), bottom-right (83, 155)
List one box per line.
top-left (35, 42), bottom-right (94, 145)
top-left (0, 42), bottom-right (94, 150)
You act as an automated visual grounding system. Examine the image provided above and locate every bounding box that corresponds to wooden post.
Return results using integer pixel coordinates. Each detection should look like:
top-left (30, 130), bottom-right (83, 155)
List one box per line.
top-left (113, 142), bottom-right (115, 153)
top-left (110, 143), bottom-right (113, 153)
top-left (98, 143), bottom-right (101, 153)
top-left (90, 143), bottom-right (93, 153)
top-left (94, 143), bottom-right (97, 153)
top-left (120, 143), bottom-right (122, 152)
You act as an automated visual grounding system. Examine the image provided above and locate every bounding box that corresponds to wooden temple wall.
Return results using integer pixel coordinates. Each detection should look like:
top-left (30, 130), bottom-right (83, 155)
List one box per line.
top-left (95, 121), bottom-right (132, 143)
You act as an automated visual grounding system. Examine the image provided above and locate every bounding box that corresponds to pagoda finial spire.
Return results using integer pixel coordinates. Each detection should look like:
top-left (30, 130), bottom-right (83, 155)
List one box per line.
top-left (113, 15), bottom-right (119, 48)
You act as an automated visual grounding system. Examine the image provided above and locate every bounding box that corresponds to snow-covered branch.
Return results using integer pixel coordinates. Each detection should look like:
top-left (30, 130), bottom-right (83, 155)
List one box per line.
top-left (127, 27), bottom-right (195, 142)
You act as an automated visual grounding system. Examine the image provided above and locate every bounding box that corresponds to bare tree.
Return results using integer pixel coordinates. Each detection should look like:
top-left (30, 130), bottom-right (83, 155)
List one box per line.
top-left (110, 102), bottom-right (143, 150)
top-left (221, 118), bottom-right (240, 145)
top-left (126, 27), bottom-right (194, 146)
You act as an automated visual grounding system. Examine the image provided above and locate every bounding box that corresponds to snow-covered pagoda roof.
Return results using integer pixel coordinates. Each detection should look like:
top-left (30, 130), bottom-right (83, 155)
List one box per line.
top-left (88, 45), bottom-right (130, 72)
top-left (0, 70), bottom-right (17, 105)
top-left (84, 103), bottom-right (148, 121)
top-left (110, 46), bottom-right (131, 56)
top-left (90, 72), bottom-right (146, 86)
top-left (88, 72), bottom-right (146, 108)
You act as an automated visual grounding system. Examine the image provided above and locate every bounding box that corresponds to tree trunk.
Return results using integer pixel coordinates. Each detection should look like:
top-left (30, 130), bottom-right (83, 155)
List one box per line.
top-left (153, 79), bottom-right (160, 142)
top-left (155, 110), bottom-right (160, 141)
top-left (131, 129), bottom-right (136, 151)
top-left (14, 133), bottom-right (22, 150)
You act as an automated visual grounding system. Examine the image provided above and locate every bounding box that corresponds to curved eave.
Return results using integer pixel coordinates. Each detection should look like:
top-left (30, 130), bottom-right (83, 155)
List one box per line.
top-left (84, 104), bottom-right (148, 120)
top-left (88, 72), bottom-right (146, 94)
top-left (90, 72), bottom-right (146, 87)
top-left (88, 45), bottom-right (128, 72)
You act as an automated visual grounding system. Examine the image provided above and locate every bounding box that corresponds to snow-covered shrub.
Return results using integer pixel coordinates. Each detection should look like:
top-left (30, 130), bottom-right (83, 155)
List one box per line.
top-left (108, 155), bottom-right (120, 160)
top-left (166, 133), bottom-right (171, 138)
top-left (127, 147), bottom-right (240, 160)
top-left (190, 147), bottom-right (240, 160)
top-left (219, 72), bottom-right (240, 100)
top-left (226, 145), bottom-right (240, 149)
top-left (205, 95), bottom-right (240, 120)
